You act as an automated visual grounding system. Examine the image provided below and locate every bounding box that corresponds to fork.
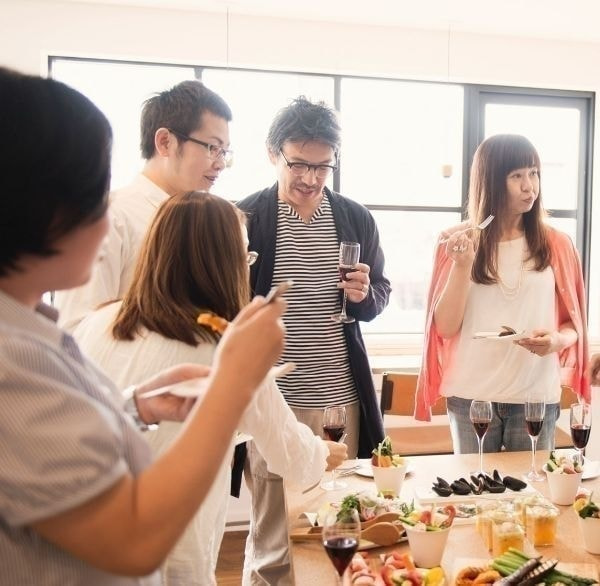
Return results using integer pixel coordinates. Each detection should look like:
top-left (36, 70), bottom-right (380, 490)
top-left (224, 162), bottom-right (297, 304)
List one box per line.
top-left (439, 214), bottom-right (494, 244)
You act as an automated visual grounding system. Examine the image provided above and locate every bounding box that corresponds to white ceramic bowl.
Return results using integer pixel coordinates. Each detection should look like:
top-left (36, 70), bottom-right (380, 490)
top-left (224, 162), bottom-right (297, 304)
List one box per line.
top-left (545, 469), bottom-right (583, 506)
top-left (578, 516), bottom-right (600, 554)
top-left (402, 524), bottom-right (450, 568)
top-left (371, 463), bottom-right (407, 498)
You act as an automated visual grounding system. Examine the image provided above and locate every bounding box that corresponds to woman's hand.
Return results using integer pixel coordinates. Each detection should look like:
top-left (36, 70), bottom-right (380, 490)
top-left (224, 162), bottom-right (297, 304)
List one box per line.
top-left (445, 232), bottom-right (475, 267)
top-left (134, 363), bottom-right (211, 424)
top-left (339, 262), bottom-right (371, 303)
top-left (516, 327), bottom-right (575, 357)
top-left (324, 440), bottom-right (348, 471)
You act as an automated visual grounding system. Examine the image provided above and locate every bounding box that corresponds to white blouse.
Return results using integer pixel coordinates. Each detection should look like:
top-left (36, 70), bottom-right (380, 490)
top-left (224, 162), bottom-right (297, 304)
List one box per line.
top-left (440, 237), bottom-right (561, 404)
top-left (74, 302), bottom-right (327, 586)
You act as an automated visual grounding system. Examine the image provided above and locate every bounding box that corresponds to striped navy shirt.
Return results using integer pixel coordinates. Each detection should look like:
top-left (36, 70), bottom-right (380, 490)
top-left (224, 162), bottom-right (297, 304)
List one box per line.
top-left (273, 193), bottom-right (358, 408)
top-left (0, 290), bottom-right (157, 585)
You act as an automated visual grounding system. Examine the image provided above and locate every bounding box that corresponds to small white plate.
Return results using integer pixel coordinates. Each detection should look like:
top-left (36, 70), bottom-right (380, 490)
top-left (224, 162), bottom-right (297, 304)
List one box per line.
top-left (582, 458), bottom-right (600, 480)
top-left (139, 362), bottom-right (296, 399)
top-left (473, 330), bottom-right (527, 341)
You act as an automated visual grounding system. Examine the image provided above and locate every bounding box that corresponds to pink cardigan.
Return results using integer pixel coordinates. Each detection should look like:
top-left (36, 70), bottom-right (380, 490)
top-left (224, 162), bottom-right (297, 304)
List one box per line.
top-left (415, 227), bottom-right (590, 421)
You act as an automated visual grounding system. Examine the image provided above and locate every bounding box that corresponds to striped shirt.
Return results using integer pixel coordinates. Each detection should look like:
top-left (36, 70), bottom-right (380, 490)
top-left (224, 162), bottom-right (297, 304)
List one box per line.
top-left (0, 290), bottom-right (157, 585)
top-left (272, 193), bottom-right (358, 408)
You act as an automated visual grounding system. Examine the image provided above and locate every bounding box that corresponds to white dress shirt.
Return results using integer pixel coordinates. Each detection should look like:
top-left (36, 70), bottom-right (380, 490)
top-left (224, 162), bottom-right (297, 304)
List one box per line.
top-left (55, 174), bottom-right (169, 331)
top-left (74, 302), bottom-right (327, 586)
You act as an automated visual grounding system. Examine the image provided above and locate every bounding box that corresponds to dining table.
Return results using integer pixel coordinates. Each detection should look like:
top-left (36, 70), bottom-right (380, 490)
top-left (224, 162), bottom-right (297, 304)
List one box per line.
top-left (285, 450), bottom-right (600, 584)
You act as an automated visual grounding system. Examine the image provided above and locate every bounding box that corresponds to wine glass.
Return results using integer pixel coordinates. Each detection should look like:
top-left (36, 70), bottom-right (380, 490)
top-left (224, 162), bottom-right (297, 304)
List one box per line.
top-left (525, 393), bottom-right (546, 482)
top-left (469, 400), bottom-right (492, 476)
top-left (331, 241), bottom-right (360, 324)
top-left (322, 507), bottom-right (360, 583)
top-left (321, 406), bottom-right (347, 491)
top-left (570, 402), bottom-right (592, 467)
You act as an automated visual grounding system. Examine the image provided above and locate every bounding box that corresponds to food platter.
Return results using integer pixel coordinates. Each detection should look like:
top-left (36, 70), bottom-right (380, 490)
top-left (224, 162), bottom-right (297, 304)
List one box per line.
top-left (415, 482), bottom-right (539, 504)
top-left (452, 557), bottom-right (599, 585)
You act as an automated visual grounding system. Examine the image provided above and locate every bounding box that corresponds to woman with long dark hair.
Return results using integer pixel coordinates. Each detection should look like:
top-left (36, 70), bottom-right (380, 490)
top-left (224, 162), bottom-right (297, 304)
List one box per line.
top-left (74, 191), bottom-right (346, 585)
top-left (416, 134), bottom-right (589, 454)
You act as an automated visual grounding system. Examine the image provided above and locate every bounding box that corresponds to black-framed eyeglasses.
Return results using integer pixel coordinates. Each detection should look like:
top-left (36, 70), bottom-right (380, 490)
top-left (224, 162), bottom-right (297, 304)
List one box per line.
top-left (168, 128), bottom-right (233, 165)
top-left (279, 150), bottom-right (337, 179)
top-left (247, 251), bottom-right (259, 266)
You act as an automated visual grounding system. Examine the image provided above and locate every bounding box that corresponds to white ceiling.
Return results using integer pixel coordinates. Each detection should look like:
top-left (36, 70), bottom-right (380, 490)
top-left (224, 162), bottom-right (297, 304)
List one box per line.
top-left (64, 0), bottom-right (600, 43)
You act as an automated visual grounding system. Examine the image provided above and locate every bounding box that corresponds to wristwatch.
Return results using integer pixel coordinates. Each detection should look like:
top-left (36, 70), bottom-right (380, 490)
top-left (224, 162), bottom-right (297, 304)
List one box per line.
top-left (122, 385), bottom-right (158, 432)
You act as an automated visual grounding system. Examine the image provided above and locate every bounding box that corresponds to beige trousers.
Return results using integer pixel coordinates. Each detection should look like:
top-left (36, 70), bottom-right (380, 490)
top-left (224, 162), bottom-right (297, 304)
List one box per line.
top-left (242, 403), bottom-right (360, 585)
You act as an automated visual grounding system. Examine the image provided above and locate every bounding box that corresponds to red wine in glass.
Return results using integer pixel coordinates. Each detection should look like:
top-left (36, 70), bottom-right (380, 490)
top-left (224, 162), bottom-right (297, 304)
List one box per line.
top-left (322, 508), bottom-right (361, 583)
top-left (321, 406), bottom-right (348, 490)
top-left (469, 400), bottom-right (492, 476)
top-left (570, 403), bottom-right (592, 466)
top-left (526, 419), bottom-right (544, 437)
top-left (323, 425), bottom-right (346, 442)
top-left (525, 396), bottom-right (545, 482)
top-left (472, 420), bottom-right (489, 439)
top-left (339, 265), bottom-right (354, 282)
top-left (571, 424), bottom-right (591, 449)
top-left (331, 242), bottom-right (360, 324)
top-left (323, 536), bottom-right (358, 576)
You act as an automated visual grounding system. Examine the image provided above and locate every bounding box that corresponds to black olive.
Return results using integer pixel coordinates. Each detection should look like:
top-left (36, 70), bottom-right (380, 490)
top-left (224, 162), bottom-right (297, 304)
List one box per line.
top-left (482, 476), bottom-right (506, 493)
top-left (450, 480), bottom-right (472, 495)
top-left (436, 477), bottom-right (451, 489)
top-left (503, 475), bottom-right (527, 491)
top-left (432, 484), bottom-right (453, 497)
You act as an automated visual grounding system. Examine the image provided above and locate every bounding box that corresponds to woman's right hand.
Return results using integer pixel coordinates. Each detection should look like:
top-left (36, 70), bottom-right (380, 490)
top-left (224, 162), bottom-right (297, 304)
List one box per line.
top-left (445, 231), bottom-right (475, 267)
top-left (212, 296), bottom-right (287, 402)
top-left (324, 440), bottom-right (348, 471)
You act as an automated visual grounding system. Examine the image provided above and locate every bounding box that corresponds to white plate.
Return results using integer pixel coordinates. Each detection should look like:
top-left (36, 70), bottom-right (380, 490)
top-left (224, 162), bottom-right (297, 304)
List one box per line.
top-left (139, 362), bottom-right (296, 399)
top-left (582, 457), bottom-right (600, 480)
top-left (473, 330), bottom-right (527, 341)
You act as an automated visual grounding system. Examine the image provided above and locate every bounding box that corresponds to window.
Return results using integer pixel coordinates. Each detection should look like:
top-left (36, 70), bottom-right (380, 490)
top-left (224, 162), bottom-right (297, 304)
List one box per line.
top-left (50, 58), bottom-right (595, 339)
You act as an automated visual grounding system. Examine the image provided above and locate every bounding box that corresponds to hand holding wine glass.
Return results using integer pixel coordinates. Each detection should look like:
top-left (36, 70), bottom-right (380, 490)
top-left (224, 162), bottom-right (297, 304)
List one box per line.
top-left (322, 507), bottom-right (360, 584)
top-left (331, 241), bottom-right (360, 324)
top-left (525, 392), bottom-right (546, 482)
top-left (321, 406), bottom-right (347, 491)
top-left (570, 402), bottom-right (592, 467)
top-left (469, 400), bottom-right (492, 476)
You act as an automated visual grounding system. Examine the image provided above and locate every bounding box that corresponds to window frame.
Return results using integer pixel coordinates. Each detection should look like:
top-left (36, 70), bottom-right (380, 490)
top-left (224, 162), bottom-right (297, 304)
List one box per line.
top-left (48, 56), bottom-right (595, 342)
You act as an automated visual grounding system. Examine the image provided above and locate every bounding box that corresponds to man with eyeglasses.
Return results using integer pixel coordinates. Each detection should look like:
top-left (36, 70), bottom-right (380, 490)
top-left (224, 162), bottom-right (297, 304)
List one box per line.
top-left (55, 80), bottom-right (232, 330)
top-left (237, 96), bottom-right (390, 586)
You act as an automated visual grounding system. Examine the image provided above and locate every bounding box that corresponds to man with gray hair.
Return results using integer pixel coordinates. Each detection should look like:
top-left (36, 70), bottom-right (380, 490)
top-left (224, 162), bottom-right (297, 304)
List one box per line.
top-left (238, 96), bottom-right (389, 585)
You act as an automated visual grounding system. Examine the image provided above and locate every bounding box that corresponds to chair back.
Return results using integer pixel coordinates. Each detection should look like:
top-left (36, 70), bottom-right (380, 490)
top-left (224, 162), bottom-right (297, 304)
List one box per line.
top-left (380, 371), bottom-right (447, 417)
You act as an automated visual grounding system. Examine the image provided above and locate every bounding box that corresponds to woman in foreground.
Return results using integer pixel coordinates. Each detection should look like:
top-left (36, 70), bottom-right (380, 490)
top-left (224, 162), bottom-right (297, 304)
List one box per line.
top-left (0, 67), bottom-right (285, 585)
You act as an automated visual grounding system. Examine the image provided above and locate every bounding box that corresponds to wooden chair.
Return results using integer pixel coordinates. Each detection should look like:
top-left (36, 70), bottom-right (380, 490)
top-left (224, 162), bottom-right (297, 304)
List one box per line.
top-left (379, 371), bottom-right (453, 456)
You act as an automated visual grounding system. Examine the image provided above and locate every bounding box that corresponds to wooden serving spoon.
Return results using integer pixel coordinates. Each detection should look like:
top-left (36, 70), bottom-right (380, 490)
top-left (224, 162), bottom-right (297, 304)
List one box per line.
top-left (360, 521), bottom-right (404, 546)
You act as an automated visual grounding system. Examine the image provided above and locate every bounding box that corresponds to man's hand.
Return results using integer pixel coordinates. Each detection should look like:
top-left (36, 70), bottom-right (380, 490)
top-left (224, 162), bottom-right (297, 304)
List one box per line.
top-left (339, 262), bottom-right (371, 303)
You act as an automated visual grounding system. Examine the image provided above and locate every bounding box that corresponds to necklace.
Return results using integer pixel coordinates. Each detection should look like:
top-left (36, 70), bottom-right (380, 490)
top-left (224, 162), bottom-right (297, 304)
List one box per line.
top-left (497, 240), bottom-right (525, 300)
